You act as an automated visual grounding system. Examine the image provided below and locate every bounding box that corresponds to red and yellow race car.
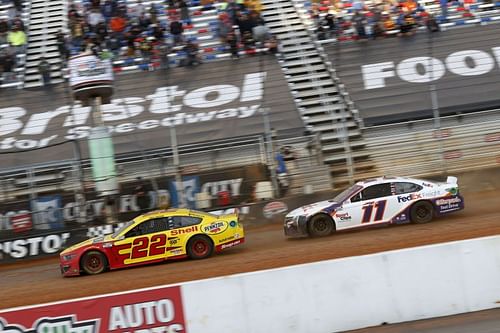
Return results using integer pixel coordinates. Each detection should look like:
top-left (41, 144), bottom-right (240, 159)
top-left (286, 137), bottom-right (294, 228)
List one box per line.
top-left (60, 208), bottom-right (245, 276)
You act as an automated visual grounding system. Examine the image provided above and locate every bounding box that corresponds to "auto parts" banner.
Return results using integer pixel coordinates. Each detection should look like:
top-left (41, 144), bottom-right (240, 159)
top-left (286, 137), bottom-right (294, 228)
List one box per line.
top-left (0, 285), bottom-right (185, 332)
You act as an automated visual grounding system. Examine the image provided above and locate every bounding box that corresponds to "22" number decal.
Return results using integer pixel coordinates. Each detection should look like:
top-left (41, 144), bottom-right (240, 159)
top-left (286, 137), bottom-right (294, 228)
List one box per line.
top-left (130, 234), bottom-right (167, 259)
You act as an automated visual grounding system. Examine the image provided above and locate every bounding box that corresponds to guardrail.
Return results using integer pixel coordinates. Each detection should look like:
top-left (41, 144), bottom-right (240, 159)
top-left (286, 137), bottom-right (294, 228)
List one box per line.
top-left (2, 235), bottom-right (499, 332)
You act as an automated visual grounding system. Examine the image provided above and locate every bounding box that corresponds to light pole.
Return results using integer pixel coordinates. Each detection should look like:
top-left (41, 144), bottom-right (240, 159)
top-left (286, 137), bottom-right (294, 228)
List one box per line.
top-left (428, 33), bottom-right (447, 174)
top-left (169, 124), bottom-right (186, 207)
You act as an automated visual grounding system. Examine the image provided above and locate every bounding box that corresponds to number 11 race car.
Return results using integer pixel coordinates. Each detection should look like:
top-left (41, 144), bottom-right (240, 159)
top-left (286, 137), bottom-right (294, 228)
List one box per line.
top-left (60, 209), bottom-right (245, 276)
top-left (284, 176), bottom-right (464, 237)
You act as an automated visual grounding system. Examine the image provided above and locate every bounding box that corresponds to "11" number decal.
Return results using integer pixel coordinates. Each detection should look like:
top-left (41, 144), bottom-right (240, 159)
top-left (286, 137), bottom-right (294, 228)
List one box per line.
top-left (361, 200), bottom-right (387, 223)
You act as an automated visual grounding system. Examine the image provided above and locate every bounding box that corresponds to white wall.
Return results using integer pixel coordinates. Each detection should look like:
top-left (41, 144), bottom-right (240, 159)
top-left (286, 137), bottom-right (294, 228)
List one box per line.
top-left (182, 236), bottom-right (500, 333)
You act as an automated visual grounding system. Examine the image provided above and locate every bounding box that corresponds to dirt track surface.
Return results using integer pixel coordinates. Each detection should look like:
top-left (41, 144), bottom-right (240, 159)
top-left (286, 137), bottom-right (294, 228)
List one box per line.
top-left (1, 189), bottom-right (500, 311)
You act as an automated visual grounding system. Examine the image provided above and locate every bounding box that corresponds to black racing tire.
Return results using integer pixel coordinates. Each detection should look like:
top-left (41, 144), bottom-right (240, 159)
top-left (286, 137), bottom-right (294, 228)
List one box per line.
top-left (308, 214), bottom-right (335, 237)
top-left (187, 235), bottom-right (214, 260)
top-left (410, 201), bottom-right (434, 224)
top-left (81, 250), bottom-right (108, 275)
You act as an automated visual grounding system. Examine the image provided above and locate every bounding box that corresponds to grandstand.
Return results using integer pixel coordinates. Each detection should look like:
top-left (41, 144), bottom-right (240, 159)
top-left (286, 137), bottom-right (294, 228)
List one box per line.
top-left (1, 0), bottom-right (500, 231)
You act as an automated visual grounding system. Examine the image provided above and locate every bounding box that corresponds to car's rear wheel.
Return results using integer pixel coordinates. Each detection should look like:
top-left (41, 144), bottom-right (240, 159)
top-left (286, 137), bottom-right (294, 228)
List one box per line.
top-left (81, 251), bottom-right (107, 275)
top-left (308, 214), bottom-right (335, 237)
top-left (410, 201), bottom-right (434, 223)
top-left (187, 235), bottom-right (214, 260)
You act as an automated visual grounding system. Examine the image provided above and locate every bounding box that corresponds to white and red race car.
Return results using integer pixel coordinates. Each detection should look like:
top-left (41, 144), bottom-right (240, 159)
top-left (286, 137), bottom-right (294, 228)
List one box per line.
top-left (284, 176), bottom-right (464, 237)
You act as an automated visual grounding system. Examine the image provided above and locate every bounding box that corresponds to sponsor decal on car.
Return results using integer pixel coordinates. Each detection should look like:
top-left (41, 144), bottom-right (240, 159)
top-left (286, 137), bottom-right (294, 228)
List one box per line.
top-left (335, 212), bottom-right (352, 221)
top-left (220, 239), bottom-right (242, 250)
top-left (203, 221), bottom-right (227, 235)
top-left (397, 193), bottom-right (422, 203)
top-left (170, 225), bottom-right (198, 236)
top-left (435, 196), bottom-right (463, 213)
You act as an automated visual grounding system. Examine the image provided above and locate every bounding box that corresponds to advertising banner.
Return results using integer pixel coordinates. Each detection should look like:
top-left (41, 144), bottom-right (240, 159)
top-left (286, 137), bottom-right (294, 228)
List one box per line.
top-left (325, 24), bottom-right (500, 125)
top-left (31, 195), bottom-right (64, 230)
top-left (68, 53), bottom-right (114, 88)
top-left (0, 56), bottom-right (302, 168)
top-left (0, 285), bottom-right (186, 333)
top-left (0, 231), bottom-right (74, 261)
top-left (0, 165), bottom-right (268, 242)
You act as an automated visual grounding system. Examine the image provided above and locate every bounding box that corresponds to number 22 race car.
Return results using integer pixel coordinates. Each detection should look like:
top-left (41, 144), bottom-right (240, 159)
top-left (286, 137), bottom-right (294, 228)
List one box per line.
top-left (60, 209), bottom-right (245, 276)
top-left (284, 176), bottom-right (464, 237)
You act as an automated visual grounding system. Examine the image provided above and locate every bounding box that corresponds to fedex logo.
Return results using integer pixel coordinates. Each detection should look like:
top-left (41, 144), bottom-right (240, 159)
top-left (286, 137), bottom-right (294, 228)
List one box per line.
top-left (397, 193), bottom-right (422, 203)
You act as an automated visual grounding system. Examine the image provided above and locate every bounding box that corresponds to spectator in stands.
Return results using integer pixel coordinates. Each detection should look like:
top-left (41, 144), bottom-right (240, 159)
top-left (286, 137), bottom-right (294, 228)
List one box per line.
top-left (129, 0), bottom-right (146, 19)
top-left (101, 0), bottom-right (116, 23)
top-left (179, 0), bottom-right (191, 23)
top-left (252, 21), bottom-right (270, 48)
top-left (238, 13), bottom-right (255, 37)
top-left (149, 5), bottom-right (159, 25)
top-left (56, 30), bottom-right (70, 61)
top-left (38, 57), bottom-right (51, 86)
top-left (245, 0), bottom-right (262, 13)
top-left (440, 0), bottom-right (448, 22)
top-left (217, 13), bottom-right (233, 42)
top-left (70, 17), bottom-right (85, 49)
top-left (134, 177), bottom-right (151, 213)
top-left (88, 8), bottom-right (105, 32)
top-left (352, 11), bottom-right (367, 40)
top-left (138, 12), bottom-right (152, 30)
top-left (12, 14), bottom-right (24, 31)
top-left (182, 40), bottom-right (202, 66)
top-left (170, 20), bottom-right (184, 45)
top-left (240, 30), bottom-right (253, 51)
top-left (106, 33), bottom-right (122, 59)
top-left (275, 149), bottom-right (289, 197)
top-left (397, 12), bottom-right (416, 36)
top-left (109, 14), bottom-right (127, 38)
top-left (324, 13), bottom-right (338, 38)
top-left (224, 0), bottom-right (243, 24)
top-left (158, 44), bottom-right (170, 69)
top-left (0, 49), bottom-right (16, 84)
top-left (0, 19), bottom-right (8, 45)
top-left (227, 32), bottom-right (240, 58)
top-left (426, 13), bottom-right (440, 32)
top-left (265, 34), bottom-right (279, 54)
top-left (7, 24), bottom-right (26, 56)
top-left (139, 36), bottom-right (153, 65)
top-left (13, 0), bottom-right (23, 14)
top-left (382, 12), bottom-right (397, 34)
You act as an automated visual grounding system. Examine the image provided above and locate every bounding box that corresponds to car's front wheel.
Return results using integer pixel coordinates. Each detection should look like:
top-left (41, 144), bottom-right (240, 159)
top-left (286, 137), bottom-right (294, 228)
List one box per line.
top-left (308, 214), bottom-right (335, 237)
top-left (410, 201), bottom-right (434, 223)
top-left (187, 235), bottom-right (214, 260)
top-left (81, 250), bottom-right (107, 275)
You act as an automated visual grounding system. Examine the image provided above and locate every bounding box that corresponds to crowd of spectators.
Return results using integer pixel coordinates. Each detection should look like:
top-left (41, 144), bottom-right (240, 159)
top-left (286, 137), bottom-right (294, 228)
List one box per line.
top-left (312, 0), bottom-right (464, 41)
top-left (55, 0), bottom-right (272, 71)
top-left (0, 0), bottom-right (26, 85)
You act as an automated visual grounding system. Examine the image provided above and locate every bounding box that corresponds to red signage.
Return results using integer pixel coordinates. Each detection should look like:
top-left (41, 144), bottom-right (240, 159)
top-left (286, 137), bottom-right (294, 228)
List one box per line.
top-left (0, 285), bottom-right (186, 332)
top-left (10, 214), bottom-right (32, 233)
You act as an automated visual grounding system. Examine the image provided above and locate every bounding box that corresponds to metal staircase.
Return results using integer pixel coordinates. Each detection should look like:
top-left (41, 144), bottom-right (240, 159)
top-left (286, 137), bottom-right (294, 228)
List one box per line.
top-left (23, 0), bottom-right (66, 88)
top-left (260, 0), bottom-right (373, 187)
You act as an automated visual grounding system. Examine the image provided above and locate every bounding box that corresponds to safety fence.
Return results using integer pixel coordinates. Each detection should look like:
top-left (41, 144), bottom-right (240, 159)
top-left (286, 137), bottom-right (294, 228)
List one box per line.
top-left (0, 133), bottom-right (326, 239)
top-left (333, 109), bottom-right (500, 183)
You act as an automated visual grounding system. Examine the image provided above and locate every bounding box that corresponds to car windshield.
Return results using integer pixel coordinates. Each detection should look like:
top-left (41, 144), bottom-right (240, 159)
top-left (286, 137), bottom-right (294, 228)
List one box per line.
top-left (332, 185), bottom-right (363, 203)
top-left (111, 220), bottom-right (135, 238)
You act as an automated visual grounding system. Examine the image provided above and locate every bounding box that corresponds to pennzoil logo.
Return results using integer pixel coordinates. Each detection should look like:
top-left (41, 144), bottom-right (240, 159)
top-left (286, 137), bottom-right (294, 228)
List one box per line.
top-left (0, 316), bottom-right (99, 333)
top-left (203, 221), bottom-right (227, 234)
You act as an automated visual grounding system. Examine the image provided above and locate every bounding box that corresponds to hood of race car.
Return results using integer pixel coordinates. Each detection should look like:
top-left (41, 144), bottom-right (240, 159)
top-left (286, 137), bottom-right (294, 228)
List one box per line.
top-left (61, 235), bottom-right (114, 254)
top-left (286, 200), bottom-right (342, 218)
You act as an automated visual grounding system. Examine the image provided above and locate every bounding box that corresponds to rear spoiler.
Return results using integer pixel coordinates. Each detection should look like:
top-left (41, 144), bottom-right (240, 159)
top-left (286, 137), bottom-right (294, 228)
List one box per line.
top-left (446, 176), bottom-right (458, 184)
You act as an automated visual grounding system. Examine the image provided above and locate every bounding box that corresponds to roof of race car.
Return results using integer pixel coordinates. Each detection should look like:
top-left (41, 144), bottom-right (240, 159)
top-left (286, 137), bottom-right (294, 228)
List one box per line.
top-left (355, 176), bottom-right (426, 187)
